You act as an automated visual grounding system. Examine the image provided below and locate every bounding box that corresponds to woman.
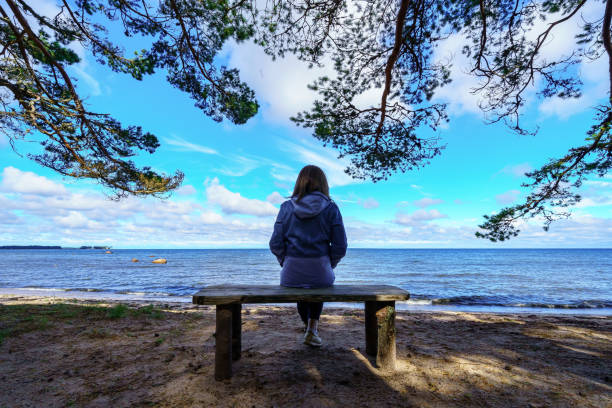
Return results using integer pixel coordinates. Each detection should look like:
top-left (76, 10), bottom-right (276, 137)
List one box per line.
top-left (269, 165), bottom-right (348, 347)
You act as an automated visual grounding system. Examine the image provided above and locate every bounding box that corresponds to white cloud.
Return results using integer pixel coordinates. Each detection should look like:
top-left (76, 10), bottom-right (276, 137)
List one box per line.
top-left (53, 211), bottom-right (100, 229)
top-left (575, 197), bottom-right (612, 208)
top-left (500, 163), bottom-right (533, 178)
top-left (215, 155), bottom-right (259, 177)
top-left (223, 41), bottom-right (334, 124)
top-left (525, 2), bottom-right (607, 119)
top-left (266, 191), bottom-right (286, 205)
top-left (574, 179), bottom-right (612, 208)
top-left (584, 179), bottom-right (612, 189)
top-left (68, 41), bottom-right (102, 97)
top-left (394, 209), bottom-right (448, 226)
top-left (274, 181), bottom-right (292, 191)
top-left (205, 178), bottom-right (278, 217)
top-left (280, 140), bottom-right (356, 187)
top-left (200, 211), bottom-right (224, 224)
top-left (20, 0), bottom-right (102, 97)
top-left (1, 166), bottom-right (66, 196)
top-left (270, 165), bottom-right (297, 183)
top-left (164, 135), bottom-right (218, 155)
top-left (432, 33), bottom-right (485, 116)
top-left (495, 190), bottom-right (521, 205)
top-left (538, 81), bottom-right (606, 119)
top-left (359, 197), bottom-right (379, 209)
top-left (413, 197), bottom-right (444, 208)
top-left (434, 2), bottom-right (607, 121)
top-left (0, 167), bottom-right (610, 248)
top-left (26, 0), bottom-right (62, 21)
top-left (175, 184), bottom-right (197, 196)
top-left (71, 63), bottom-right (101, 96)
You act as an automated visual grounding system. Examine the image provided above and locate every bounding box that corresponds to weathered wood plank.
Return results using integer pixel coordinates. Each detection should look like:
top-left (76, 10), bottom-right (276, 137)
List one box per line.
top-left (231, 303), bottom-right (241, 361)
top-left (215, 304), bottom-right (232, 380)
top-left (364, 301), bottom-right (378, 356)
top-left (375, 301), bottom-right (396, 370)
top-left (193, 284), bottom-right (409, 305)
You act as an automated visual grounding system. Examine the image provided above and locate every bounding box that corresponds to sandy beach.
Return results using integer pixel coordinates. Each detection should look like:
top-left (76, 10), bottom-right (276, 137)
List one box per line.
top-left (0, 294), bottom-right (610, 408)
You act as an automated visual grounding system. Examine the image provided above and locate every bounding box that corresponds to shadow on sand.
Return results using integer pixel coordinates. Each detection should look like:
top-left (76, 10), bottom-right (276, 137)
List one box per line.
top-left (0, 303), bottom-right (610, 407)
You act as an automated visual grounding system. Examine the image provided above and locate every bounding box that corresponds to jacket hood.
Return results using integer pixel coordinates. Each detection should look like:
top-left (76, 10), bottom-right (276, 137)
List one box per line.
top-left (291, 191), bottom-right (331, 219)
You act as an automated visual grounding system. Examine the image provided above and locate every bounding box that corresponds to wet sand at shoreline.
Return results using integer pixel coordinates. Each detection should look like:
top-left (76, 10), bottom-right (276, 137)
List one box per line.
top-left (1, 295), bottom-right (611, 407)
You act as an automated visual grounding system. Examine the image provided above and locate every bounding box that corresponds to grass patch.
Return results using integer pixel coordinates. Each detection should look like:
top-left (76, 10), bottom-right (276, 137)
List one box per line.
top-left (106, 304), bottom-right (165, 320)
top-left (0, 304), bottom-right (61, 344)
top-left (0, 303), bottom-right (108, 343)
top-left (32, 316), bottom-right (50, 330)
top-left (0, 302), bottom-right (166, 345)
top-left (154, 336), bottom-right (166, 346)
top-left (107, 304), bottom-right (128, 319)
top-left (134, 305), bottom-right (164, 319)
top-left (0, 328), bottom-right (9, 346)
top-left (84, 327), bottom-right (113, 339)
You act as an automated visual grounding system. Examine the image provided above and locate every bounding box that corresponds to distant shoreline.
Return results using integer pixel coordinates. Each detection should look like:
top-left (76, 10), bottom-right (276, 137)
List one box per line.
top-left (0, 246), bottom-right (110, 250)
top-left (0, 246), bottom-right (62, 250)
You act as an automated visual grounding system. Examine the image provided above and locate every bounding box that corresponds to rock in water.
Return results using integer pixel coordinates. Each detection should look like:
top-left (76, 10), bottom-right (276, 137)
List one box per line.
top-left (152, 258), bottom-right (167, 264)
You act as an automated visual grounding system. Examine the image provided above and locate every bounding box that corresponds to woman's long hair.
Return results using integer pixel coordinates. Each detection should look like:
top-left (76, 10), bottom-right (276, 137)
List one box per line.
top-left (292, 165), bottom-right (330, 201)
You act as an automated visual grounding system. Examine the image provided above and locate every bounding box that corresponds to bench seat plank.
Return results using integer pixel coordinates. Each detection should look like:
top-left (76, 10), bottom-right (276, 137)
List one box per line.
top-left (192, 284), bottom-right (409, 305)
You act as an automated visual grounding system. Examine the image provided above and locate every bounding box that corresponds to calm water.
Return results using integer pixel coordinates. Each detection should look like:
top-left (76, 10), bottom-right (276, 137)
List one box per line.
top-left (0, 249), bottom-right (610, 313)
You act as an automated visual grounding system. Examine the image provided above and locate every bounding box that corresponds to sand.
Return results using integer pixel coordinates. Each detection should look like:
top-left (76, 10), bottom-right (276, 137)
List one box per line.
top-left (0, 294), bottom-right (610, 407)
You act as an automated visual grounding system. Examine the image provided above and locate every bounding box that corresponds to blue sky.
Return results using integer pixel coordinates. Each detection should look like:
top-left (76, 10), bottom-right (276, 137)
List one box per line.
top-left (0, 0), bottom-right (611, 248)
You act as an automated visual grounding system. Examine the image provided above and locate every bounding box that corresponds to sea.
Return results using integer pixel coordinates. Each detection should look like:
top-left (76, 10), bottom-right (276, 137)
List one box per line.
top-left (1, 248), bottom-right (610, 314)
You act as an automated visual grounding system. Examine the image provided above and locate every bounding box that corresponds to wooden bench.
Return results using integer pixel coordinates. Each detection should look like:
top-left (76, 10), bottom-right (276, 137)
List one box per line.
top-left (192, 284), bottom-right (410, 380)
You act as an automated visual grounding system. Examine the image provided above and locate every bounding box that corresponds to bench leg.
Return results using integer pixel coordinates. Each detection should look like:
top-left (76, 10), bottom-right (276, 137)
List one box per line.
top-left (231, 303), bottom-right (241, 361)
top-left (215, 304), bottom-right (233, 380)
top-left (365, 300), bottom-right (396, 370)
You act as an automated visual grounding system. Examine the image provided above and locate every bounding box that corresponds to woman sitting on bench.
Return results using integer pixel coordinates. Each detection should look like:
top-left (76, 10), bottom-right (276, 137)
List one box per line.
top-left (269, 165), bottom-right (348, 347)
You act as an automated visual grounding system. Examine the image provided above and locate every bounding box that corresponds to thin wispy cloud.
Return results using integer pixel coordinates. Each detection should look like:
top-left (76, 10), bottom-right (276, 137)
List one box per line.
top-left (499, 163), bottom-right (533, 178)
top-left (413, 197), bottom-right (444, 208)
top-left (359, 197), bottom-right (379, 209)
top-left (216, 154), bottom-right (294, 179)
top-left (165, 135), bottom-right (219, 155)
top-left (70, 59), bottom-right (101, 97)
top-left (215, 159), bottom-right (259, 177)
top-left (279, 139), bottom-right (356, 187)
top-left (175, 184), bottom-right (197, 196)
top-left (0, 134), bottom-right (9, 148)
top-left (495, 190), bottom-right (521, 205)
top-left (24, 0), bottom-right (102, 98)
top-left (394, 209), bottom-right (448, 226)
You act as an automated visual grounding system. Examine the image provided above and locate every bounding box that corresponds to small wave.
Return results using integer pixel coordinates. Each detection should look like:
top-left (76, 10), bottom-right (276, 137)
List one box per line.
top-left (21, 286), bottom-right (82, 292)
top-left (404, 299), bottom-right (432, 306)
top-left (509, 301), bottom-right (612, 309)
top-left (114, 290), bottom-right (184, 297)
top-left (429, 296), bottom-right (612, 309)
top-left (64, 288), bottom-right (104, 293)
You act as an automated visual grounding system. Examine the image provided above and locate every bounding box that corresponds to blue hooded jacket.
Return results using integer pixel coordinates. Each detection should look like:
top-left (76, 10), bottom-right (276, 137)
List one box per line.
top-left (269, 192), bottom-right (347, 288)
